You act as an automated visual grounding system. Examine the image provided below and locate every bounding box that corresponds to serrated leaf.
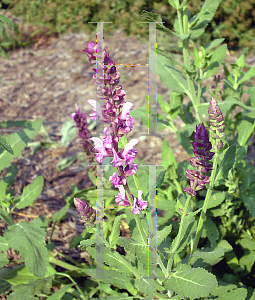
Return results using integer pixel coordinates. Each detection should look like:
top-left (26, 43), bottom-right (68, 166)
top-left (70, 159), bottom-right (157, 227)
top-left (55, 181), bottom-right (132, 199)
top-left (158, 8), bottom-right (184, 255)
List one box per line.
top-left (109, 214), bottom-right (126, 247)
top-left (192, 247), bottom-right (224, 267)
top-left (4, 219), bottom-right (48, 277)
top-left (164, 264), bottom-right (218, 299)
top-left (0, 119), bottom-right (43, 172)
top-left (156, 225), bottom-right (172, 246)
top-left (190, 0), bottom-right (220, 33)
top-left (157, 54), bottom-right (190, 94)
top-left (0, 134), bottom-right (13, 155)
top-left (16, 176), bottom-right (44, 209)
top-left (214, 144), bottom-right (237, 185)
top-left (8, 276), bottom-right (52, 300)
top-left (136, 277), bottom-right (156, 296)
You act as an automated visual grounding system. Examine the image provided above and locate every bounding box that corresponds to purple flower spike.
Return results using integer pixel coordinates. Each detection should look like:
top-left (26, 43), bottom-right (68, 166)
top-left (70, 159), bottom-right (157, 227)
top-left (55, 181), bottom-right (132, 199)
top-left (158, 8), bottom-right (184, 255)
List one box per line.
top-left (83, 40), bottom-right (146, 214)
top-left (71, 103), bottom-right (96, 165)
top-left (184, 123), bottom-right (215, 197)
top-left (208, 96), bottom-right (226, 140)
top-left (74, 197), bottom-right (96, 227)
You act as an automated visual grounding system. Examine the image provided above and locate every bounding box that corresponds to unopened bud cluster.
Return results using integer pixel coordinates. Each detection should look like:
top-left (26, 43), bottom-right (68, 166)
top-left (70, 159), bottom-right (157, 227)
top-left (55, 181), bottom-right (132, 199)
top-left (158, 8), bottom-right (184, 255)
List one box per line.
top-left (73, 197), bottom-right (96, 227)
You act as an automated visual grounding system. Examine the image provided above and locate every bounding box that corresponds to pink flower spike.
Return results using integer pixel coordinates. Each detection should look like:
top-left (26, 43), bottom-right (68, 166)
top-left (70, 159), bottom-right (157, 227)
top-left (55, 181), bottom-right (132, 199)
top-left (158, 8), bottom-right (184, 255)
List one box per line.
top-left (111, 148), bottom-right (123, 167)
top-left (123, 139), bottom-right (140, 157)
top-left (109, 172), bottom-right (121, 188)
top-left (137, 190), bottom-right (148, 210)
top-left (87, 99), bottom-right (103, 120)
top-left (120, 102), bottom-right (134, 120)
top-left (131, 197), bottom-right (141, 214)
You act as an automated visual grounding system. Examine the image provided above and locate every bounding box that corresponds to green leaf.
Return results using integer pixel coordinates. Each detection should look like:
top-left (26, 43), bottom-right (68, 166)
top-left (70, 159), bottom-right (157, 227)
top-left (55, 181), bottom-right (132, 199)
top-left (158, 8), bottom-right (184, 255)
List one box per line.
top-left (78, 239), bottom-right (96, 251)
top-left (241, 189), bottom-right (255, 218)
top-left (109, 214), bottom-right (126, 248)
top-left (214, 144), bottom-right (237, 186)
top-left (157, 54), bottom-right (190, 94)
top-left (239, 250), bottom-right (255, 273)
top-left (156, 225), bottom-right (172, 246)
top-left (136, 277), bottom-right (156, 296)
top-left (0, 253), bottom-right (9, 268)
top-left (204, 38), bottom-right (225, 53)
top-left (237, 54), bottom-right (245, 68)
top-left (204, 44), bottom-right (227, 79)
top-left (0, 208), bottom-right (14, 226)
top-left (192, 247), bottom-right (225, 267)
top-left (46, 284), bottom-right (74, 300)
top-left (0, 14), bottom-right (15, 29)
top-left (203, 217), bottom-right (219, 247)
top-left (0, 236), bottom-right (9, 251)
top-left (176, 130), bottom-right (194, 156)
top-left (161, 140), bottom-right (177, 169)
top-left (221, 288), bottom-right (247, 300)
top-left (0, 134), bottom-right (13, 155)
top-left (157, 93), bottom-right (171, 114)
top-left (237, 238), bottom-right (255, 251)
top-left (238, 65), bottom-right (255, 85)
top-left (0, 119), bottom-right (43, 172)
top-left (198, 191), bottom-right (226, 209)
top-left (15, 176), bottom-right (44, 209)
top-left (163, 264), bottom-right (218, 299)
top-left (52, 198), bottom-right (71, 223)
top-left (145, 170), bottom-right (166, 201)
top-left (8, 276), bottom-right (52, 300)
top-left (237, 119), bottom-right (254, 146)
top-left (190, 0), bottom-right (220, 33)
top-left (4, 219), bottom-right (48, 277)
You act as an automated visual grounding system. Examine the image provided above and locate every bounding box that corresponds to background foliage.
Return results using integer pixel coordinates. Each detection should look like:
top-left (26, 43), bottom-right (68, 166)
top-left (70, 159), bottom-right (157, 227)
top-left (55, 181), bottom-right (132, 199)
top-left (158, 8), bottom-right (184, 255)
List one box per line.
top-left (0, 0), bottom-right (255, 55)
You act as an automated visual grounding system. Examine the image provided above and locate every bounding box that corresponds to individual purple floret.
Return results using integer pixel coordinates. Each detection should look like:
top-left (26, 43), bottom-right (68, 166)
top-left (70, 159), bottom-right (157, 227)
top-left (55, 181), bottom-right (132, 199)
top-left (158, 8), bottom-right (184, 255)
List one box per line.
top-left (184, 123), bottom-right (215, 197)
top-left (83, 40), bottom-right (148, 214)
top-left (73, 197), bottom-right (96, 227)
top-left (70, 104), bottom-right (96, 165)
top-left (208, 96), bottom-right (226, 150)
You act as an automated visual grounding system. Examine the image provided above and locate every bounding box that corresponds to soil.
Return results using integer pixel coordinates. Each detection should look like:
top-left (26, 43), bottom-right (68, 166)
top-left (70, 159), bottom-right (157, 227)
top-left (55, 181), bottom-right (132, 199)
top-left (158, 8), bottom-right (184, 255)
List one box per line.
top-left (0, 26), bottom-right (255, 298)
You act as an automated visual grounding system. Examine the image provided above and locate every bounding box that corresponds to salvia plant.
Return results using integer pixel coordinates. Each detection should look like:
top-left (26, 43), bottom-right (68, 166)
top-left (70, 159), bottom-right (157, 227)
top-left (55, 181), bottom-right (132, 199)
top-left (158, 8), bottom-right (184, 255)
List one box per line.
top-left (1, 0), bottom-right (255, 299)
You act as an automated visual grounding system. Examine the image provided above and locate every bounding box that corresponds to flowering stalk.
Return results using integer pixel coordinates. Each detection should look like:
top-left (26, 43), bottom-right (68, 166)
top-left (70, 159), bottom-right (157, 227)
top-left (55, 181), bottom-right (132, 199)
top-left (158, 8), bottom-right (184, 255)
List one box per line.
top-left (167, 122), bottom-right (215, 275)
top-left (190, 96), bottom-right (226, 257)
top-left (82, 41), bottom-right (148, 243)
top-left (83, 40), bottom-right (148, 214)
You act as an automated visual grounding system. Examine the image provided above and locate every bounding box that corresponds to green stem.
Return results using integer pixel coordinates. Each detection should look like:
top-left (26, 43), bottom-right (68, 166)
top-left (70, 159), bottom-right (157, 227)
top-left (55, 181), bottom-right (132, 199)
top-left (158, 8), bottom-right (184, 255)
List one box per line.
top-left (178, 3), bottom-right (203, 123)
top-left (48, 254), bottom-right (87, 272)
top-left (173, 178), bottom-right (183, 194)
top-left (55, 272), bottom-right (87, 300)
top-left (190, 145), bottom-right (220, 256)
top-left (166, 194), bottom-right (192, 275)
